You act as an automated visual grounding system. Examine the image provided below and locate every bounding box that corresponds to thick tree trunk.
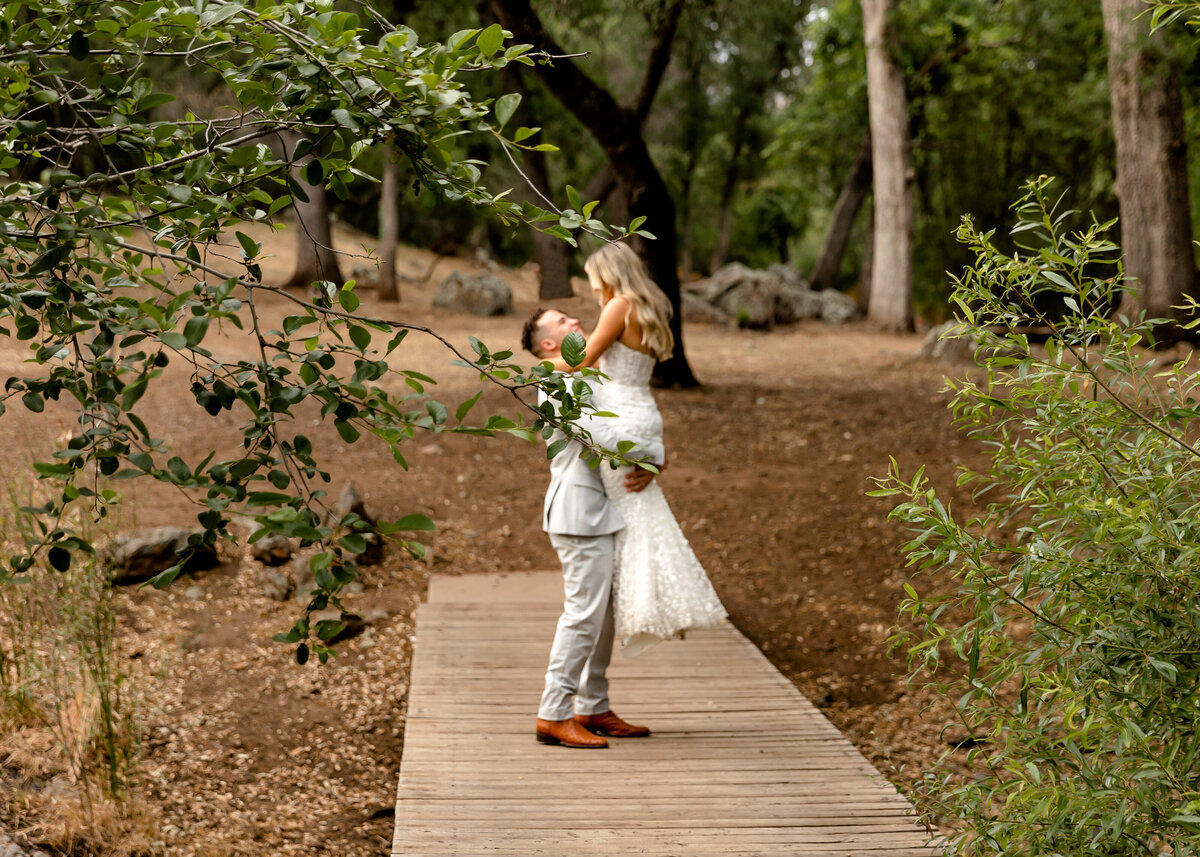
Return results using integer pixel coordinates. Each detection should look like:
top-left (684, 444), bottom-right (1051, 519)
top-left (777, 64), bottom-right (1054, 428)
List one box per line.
top-left (282, 133), bottom-right (343, 290)
top-left (861, 0), bottom-right (913, 332)
top-left (1102, 0), bottom-right (1198, 338)
top-left (378, 143), bottom-right (400, 302)
top-left (487, 0), bottom-right (697, 387)
top-left (810, 135), bottom-right (873, 293)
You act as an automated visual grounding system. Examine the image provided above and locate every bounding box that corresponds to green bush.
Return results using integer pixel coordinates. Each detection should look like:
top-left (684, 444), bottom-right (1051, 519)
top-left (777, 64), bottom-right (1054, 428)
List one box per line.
top-left (874, 177), bottom-right (1200, 855)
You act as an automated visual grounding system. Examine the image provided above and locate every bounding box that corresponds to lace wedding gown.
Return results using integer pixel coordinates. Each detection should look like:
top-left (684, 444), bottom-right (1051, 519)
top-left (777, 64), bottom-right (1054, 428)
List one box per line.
top-left (590, 342), bottom-right (727, 657)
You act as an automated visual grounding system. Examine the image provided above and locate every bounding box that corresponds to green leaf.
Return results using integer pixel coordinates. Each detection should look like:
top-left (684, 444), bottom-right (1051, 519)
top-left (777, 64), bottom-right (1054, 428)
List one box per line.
top-left (348, 324), bottom-right (371, 351)
top-left (236, 231), bottom-right (260, 259)
top-left (68, 30), bottom-right (90, 61)
top-left (335, 420), bottom-right (360, 443)
top-left (455, 390), bottom-right (482, 422)
top-left (391, 514), bottom-right (435, 532)
top-left (561, 331), bottom-right (586, 368)
top-left (494, 93), bottom-right (521, 130)
top-left (477, 23), bottom-right (505, 56)
top-left (47, 546), bottom-right (71, 572)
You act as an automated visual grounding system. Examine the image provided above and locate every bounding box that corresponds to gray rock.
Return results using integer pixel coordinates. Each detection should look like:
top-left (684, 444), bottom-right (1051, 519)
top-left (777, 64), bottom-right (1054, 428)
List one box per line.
top-left (681, 291), bottom-right (733, 325)
top-left (249, 531), bottom-right (294, 566)
top-left (689, 263), bottom-right (825, 328)
top-left (183, 585), bottom-right (205, 602)
top-left (103, 526), bottom-right (219, 586)
top-left (331, 483), bottom-right (383, 567)
top-left (921, 320), bottom-right (979, 366)
top-left (433, 271), bottom-right (513, 316)
top-left (291, 552), bottom-right (317, 603)
top-left (768, 262), bottom-right (809, 291)
top-left (259, 567), bottom-right (292, 601)
top-left (778, 286), bottom-right (823, 323)
top-left (818, 290), bottom-right (859, 325)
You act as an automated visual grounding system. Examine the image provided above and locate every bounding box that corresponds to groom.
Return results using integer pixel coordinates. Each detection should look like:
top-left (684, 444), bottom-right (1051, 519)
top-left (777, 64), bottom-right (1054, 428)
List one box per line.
top-left (521, 307), bottom-right (661, 749)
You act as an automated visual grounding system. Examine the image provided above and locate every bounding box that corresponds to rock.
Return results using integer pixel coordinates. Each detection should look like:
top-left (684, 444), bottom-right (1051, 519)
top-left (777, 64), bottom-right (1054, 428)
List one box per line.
top-left (331, 483), bottom-right (383, 566)
top-left (432, 270), bottom-right (513, 316)
top-left (259, 567), bottom-right (292, 601)
top-left (183, 585), bottom-right (205, 602)
top-left (681, 292), bottom-right (732, 325)
top-left (818, 290), bottom-right (859, 325)
top-left (103, 526), bottom-right (220, 586)
top-left (921, 320), bottom-right (978, 366)
top-left (768, 262), bottom-right (809, 291)
top-left (778, 286), bottom-right (822, 323)
top-left (688, 263), bottom-right (825, 328)
top-left (291, 552), bottom-right (317, 603)
top-left (249, 531), bottom-right (294, 566)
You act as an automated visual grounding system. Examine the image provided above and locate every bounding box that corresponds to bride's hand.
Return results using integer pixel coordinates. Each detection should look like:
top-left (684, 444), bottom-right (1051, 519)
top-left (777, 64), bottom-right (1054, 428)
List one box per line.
top-left (623, 466), bottom-right (655, 493)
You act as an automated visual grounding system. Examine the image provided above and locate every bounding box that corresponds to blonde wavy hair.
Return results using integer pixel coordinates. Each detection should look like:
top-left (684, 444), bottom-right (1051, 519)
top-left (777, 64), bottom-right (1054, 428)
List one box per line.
top-left (583, 242), bottom-right (675, 361)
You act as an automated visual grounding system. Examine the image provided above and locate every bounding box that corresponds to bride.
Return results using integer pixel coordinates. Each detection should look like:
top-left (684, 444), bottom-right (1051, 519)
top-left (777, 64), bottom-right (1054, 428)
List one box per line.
top-left (549, 242), bottom-right (726, 657)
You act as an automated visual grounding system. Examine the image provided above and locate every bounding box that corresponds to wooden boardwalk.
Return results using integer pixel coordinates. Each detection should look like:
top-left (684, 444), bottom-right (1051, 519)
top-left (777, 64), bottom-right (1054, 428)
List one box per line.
top-left (392, 571), bottom-right (940, 856)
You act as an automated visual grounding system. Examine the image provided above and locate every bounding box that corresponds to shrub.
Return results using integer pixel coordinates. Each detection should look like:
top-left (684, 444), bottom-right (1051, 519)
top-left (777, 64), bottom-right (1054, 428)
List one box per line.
top-left (874, 177), bottom-right (1200, 855)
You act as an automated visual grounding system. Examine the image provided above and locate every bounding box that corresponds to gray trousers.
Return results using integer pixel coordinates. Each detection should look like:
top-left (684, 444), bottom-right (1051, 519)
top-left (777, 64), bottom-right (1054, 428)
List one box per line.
top-left (538, 532), bottom-right (616, 721)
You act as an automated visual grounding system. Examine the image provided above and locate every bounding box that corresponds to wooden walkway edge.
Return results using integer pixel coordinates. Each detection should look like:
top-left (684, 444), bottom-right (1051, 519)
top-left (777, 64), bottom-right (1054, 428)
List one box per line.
top-left (391, 572), bottom-right (941, 856)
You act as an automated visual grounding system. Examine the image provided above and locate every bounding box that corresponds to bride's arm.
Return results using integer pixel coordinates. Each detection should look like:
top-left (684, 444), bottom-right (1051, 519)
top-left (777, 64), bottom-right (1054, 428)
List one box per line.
top-left (549, 296), bottom-right (631, 372)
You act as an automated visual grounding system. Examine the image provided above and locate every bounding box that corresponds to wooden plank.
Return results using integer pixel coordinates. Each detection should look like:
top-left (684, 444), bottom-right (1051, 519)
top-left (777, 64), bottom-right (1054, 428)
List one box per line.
top-left (393, 572), bottom-right (940, 857)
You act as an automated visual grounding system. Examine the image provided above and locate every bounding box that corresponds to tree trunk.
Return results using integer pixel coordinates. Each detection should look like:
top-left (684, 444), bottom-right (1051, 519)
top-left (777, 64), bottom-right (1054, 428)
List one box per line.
top-left (810, 135), bottom-right (873, 292)
top-left (377, 143), bottom-right (400, 302)
top-left (861, 0), bottom-right (913, 332)
top-left (282, 132), bottom-right (343, 290)
top-left (858, 201), bottom-right (875, 311)
top-left (1102, 0), bottom-right (1199, 338)
top-left (486, 0), bottom-right (697, 387)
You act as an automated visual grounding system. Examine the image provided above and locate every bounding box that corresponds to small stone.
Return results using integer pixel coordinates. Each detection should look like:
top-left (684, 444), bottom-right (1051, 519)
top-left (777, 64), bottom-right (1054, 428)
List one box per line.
top-left (259, 568), bottom-right (292, 602)
top-left (184, 585), bottom-right (205, 602)
top-left (432, 270), bottom-right (513, 316)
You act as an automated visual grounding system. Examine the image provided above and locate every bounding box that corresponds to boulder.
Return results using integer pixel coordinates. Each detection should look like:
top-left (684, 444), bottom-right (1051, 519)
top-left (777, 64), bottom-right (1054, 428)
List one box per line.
top-left (259, 567), bottom-right (292, 602)
top-left (818, 290), bottom-right (859, 325)
top-left (681, 292), bottom-right (733, 325)
top-left (330, 483), bottom-right (383, 566)
top-left (688, 263), bottom-right (826, 328)
top-left (921, 320), bottom-right (979, 366)
top-left (103, 526), bottom-right (219, 586)
top-left (433, 271), bottom-right (513, 316)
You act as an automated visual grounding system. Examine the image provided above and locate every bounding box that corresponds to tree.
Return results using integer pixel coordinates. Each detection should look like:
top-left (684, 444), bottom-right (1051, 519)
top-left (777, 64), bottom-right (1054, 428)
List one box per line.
top-left (861, 0), bottom-right (914, 331)
top-left (0, 0), bottom-right (650, 663)
top-left (281, 132), bottom-right (345, 290)
top-left (1102, 0), bottom-right (1199, 337)
top-left (486, 0), bottom-right (699, 387)
top-left (809, 135), bottom-right (872, 293)
top-left (378, 142), bottom-right (401, 301)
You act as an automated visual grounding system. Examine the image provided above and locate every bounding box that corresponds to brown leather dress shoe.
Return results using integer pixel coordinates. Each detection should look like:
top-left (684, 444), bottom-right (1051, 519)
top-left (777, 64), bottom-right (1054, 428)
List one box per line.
top-left (536, 718), bottom-right (608, 748)
top-left (574, 710), bottom-right (651, 738)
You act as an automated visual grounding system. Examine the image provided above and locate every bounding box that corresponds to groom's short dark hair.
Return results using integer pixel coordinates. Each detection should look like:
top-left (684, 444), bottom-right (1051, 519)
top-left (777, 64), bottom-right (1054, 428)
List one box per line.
top-left (521, 307), bottom-right (550, 356)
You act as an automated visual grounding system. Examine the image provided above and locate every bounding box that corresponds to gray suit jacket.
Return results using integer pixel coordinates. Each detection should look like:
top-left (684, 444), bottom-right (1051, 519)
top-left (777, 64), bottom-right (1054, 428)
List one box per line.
top-left (540, 384), bottom-right (664, 537)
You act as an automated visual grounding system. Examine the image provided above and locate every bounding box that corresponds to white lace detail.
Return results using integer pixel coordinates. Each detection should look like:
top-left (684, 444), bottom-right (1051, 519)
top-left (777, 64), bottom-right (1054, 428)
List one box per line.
top-left (591, 343), bottom-right (726, 658)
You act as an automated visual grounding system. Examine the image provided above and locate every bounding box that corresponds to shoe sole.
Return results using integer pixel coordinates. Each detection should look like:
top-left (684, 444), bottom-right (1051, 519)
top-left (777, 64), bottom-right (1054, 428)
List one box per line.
top-left (535, 732), bottom-right (607, 749)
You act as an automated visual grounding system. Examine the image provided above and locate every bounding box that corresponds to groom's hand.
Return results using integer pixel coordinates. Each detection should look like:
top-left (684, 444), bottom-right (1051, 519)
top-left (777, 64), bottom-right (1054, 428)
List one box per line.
top-left (624, 466), bottom-right (656, 493)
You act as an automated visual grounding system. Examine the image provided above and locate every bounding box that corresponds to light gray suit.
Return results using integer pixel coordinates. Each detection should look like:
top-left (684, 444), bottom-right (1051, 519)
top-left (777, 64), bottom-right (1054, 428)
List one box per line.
top-left (537, 387), bottom-right (664, 721)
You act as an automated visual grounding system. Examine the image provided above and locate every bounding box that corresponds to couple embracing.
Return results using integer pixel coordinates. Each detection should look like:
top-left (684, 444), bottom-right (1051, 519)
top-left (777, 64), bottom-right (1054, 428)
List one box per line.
top-left (520, 243), bottom-right (726, 749)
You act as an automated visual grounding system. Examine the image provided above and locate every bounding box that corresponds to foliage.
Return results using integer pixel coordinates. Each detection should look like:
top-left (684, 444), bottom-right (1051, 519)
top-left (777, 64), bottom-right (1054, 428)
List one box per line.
top-left (873, 177), bottom-right (1200, 854)
top-left (0, 0), bottom-right (652, 663)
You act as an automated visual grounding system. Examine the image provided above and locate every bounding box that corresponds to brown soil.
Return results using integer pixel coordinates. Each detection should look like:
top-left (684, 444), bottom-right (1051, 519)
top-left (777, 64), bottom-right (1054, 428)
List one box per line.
top-left (0, 225), bottom-right (985, 855)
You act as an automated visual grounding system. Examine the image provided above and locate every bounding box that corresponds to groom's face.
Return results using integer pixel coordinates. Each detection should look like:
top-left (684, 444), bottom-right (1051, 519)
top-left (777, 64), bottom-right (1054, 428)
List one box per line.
top-left (537, 310), bottom-right (582, 355)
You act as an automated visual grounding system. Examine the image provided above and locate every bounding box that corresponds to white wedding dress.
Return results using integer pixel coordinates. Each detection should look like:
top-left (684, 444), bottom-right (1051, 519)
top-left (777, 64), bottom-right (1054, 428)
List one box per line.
top-left (589, 342), bottom-right (727, 657)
